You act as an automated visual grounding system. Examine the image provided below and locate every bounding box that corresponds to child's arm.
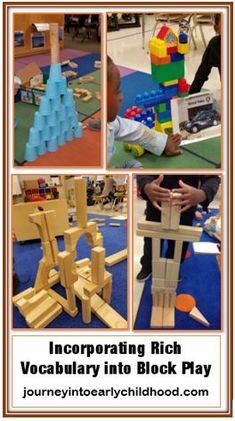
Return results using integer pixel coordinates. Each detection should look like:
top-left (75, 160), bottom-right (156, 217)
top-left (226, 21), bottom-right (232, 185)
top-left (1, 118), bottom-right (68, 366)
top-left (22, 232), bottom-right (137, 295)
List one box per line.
top-left (111, 116), bottom-right (181, 156)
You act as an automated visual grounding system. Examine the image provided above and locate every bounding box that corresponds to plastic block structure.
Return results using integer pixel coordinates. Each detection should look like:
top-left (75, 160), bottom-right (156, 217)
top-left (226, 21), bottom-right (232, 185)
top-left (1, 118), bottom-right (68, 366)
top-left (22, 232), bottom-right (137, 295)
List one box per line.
top-left (24, 23), bottom-right (83, 162)
top-left (134, 24), bottom-right (190, 139)
top-left (137, 192), bottom-right (202, 328)
top-left (13, 178), bottom-right (127, 329)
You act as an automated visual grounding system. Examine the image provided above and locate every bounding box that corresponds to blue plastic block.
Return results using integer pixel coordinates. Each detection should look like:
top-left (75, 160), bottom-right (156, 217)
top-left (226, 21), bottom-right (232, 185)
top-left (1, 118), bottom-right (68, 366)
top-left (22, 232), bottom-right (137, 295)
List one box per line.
top-left (136, 90), bottom-right (161, 107)
top-left (171, 52), bottom-right (184, 62)
top-left (158, 109), bottom-right (171, 120)
top-left (179, 32), bottom-right (188, 43)
top-left (159, 83), bottom-right (178, 97)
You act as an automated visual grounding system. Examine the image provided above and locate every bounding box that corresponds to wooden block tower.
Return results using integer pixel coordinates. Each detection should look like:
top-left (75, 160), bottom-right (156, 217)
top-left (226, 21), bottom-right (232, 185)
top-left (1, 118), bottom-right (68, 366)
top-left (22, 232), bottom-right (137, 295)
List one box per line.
top-left (137, 194), bottom-right (202, 329)
top-left (13, 178), bottom-right (127, 329)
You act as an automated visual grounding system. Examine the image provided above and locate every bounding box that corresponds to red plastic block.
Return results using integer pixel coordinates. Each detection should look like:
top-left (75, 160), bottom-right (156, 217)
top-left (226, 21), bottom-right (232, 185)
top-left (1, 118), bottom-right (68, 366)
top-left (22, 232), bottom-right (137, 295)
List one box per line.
top-left (178, 77), bottom-right (189, 93)
top-left (167, 46), bottom-right (178, 54)
top-left (157, 26), bottom-right (170, 40)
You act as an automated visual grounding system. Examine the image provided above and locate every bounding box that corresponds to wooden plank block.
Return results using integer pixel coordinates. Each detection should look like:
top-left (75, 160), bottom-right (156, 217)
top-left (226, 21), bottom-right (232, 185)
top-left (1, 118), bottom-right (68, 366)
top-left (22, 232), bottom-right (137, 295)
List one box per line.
top-left (174, 240), bottom-right (183, 263)
top-left (165, 260), bottom-right (180, 282)
top-left (74, 178), bottom-right (87, 228)
top-left (170, 204), bottom-right (181, 230)
top-left (151, 305), bottom-right (163, 328)
top-left (137, 227), bottom-right (202, 242)
top-left (102, 277), bottom-right (112, 303)
top-left (44, 210), bottom-right (57, 240)
top-left (41, 241), bottom-right (54, 264)
top-left (13, 288), bottom-right (34, 304)
top-left (138, 221), bottom-right (202, 239)
top-left (26, 296), bottom-right (58, 326)
top-left (29, 212), bottom-right (49, 242)
top-left (75, 258), bottom-right (90, 268)
top-left (152, 258), bottom-right (166, 278)
top-left (152, 278), bottom-right (165, 289)
top-left (152, 238), bottom-right (161, 261)
top-left (105, 249), bottom-right (127, 266)
top-left (162, 306), bottom-right (175, 328)
top-left (47, 289), bottom-right (78, 317)
top-left (109, 223), bottom-right (121, 227)
top-left (33, 303), bottom-right (62, 328)
top-left (189, 306), bottom-right (210, 327)
top-left (161, 201), bottom-right (171, 229)
top-left (57, 251), bottom-right (77, 288)
top-left (93, 301), bottom-right (127, 329)
top-left (91, 246), bottom-right (105, 286)
top-left (81, 295), bottom-right (91, 323)
top-left (16, 290), bottom-right (48, 316)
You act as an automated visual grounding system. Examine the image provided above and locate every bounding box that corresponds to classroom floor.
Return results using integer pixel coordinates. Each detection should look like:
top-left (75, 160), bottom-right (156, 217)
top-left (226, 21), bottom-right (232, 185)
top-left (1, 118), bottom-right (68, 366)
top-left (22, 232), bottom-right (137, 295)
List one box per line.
top-left (133, 178), bottom-right (220, 326)
top-left (108, 14), bottom-right (220, 90)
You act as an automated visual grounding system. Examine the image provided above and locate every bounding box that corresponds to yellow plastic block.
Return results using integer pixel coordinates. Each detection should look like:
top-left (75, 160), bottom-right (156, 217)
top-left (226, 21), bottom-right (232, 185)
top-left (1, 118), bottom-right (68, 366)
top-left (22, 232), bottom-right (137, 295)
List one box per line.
top-left (155, 118), bottom-right (173, 133)
top-left (162, 79), bottom-right (178, 86)
top-left (150, 38), bottom-right (167, 58)
top-left (178, 42), bottom-right (189, 54)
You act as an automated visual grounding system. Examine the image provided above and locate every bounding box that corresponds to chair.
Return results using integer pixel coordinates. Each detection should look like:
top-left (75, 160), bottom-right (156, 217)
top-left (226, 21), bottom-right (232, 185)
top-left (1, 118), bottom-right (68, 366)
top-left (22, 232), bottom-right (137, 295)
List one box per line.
top-left (189, 14), bottom-right (214, 49)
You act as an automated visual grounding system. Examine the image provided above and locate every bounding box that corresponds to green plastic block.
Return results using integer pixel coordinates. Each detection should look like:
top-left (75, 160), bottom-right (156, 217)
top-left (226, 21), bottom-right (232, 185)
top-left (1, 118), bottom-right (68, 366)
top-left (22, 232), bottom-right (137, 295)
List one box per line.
top-left (159, 103), bottom-right (166, 112)
top-left (151, 61), bottom-right (184, 83)
top-left (157, 115), bottom-right (172, 124)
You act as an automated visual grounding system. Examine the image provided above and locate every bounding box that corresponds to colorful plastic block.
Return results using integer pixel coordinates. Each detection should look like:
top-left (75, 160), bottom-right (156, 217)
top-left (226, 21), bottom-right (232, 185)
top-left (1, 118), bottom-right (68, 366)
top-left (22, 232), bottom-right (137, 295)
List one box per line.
top-left (151, 60), bottom-right (184, 84)
top-left (157, 26), bottom-right (171, 40)
top-left (158, 103), bottom-right (166, 113)
top-left (178, 42), bottom-right (189, 54)
top-left (171, 52), bottom-right (184, 62)
top-left (150, 38), bottom-right (167, 58)
top-left (158, 109), bottom-right (171, 122)
top-left (162, 79), bottom-right (178, 87)
top-left (150, 53), bottom-right (170, 65)
top-left (178, 78), bottom-right (189, 94)
top-left (155, 118), bottom-right (173, 133)
top-left (179, 32), bottom-right (188, 43)
top-left (167, 46), bottom-right (178, 54)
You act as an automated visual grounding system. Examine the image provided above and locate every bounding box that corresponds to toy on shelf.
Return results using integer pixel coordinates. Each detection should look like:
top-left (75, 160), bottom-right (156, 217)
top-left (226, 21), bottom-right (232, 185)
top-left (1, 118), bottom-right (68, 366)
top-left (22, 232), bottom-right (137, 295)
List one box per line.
top-left (24, 23), bottom-right (83, 162)
top-left (13, 178), bottom-right (127, 329)
top-left (124, 23), bottom-right (190, 158)
top-left (137, 192), bottom-right (203, 329)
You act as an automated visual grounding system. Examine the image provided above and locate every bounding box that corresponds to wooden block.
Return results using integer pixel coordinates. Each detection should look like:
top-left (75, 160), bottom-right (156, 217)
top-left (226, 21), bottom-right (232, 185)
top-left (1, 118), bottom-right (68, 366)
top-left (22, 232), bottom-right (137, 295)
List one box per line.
top-left (41, 241), bottom-right (54, 264)
top-left (102, 277), bottom-right (112, 303)
top-left (170, 204), bottom-right (181, 230)
top-left (83, 94), bottom-right (93, 102)
top-left (165, 280), bottom-right (178, 288)
top-left (152, 278), bottom-right (165, 289)
top-left (137, 226), bottom-right (202, 242)
top-left (152, 238), bottom-right (161, 261)
top-left (161, 201), bottom-right (171, 229)
top-left (105, 249), bottom-right (127, 266)
top-left (151, 305), bottom-right (163, 328)
top-left (97, 223), bottom-right (105, 227)
top-left (79, 75), bottom-right (94, 83)
top-left (64, 227), bottom-right (81, 251)
top-left (44, 211), bottom-right (57, 240)
top-left (47, 289), bottom-right (78, 317)
top-left (34, 259), bottom-right (52, 292)
top-left (74, 178), bottom-right (87, 228)
top-left (33, 303), bottom-right (62, 328)
top-left (13, 288), bottom-right (34, 304)
top-left (162, 306), bottom-right (175, 328)
top-left (16, 290), bottom-right (48, 316)
top-left (29, 212), bottom-right (49, 242)
top-left (81, 295), bottom-right (91, 323)
top-left (93, 301), bottom-right (128, 329)
top-left (26, 295), bottom-right (58, 326)
top-left (138, 221), bottom-right (202, 241)
top-left (95, 92), bottom-right (101, 101)
top-left (75, 258), bottom-right (90, 268)
top-left (58, 251), bottom-right (77, 288)
top-left (189, 306), bottom-right (210, 327)
top-left (95, 233), bottom-right (103, 246)
top-left (91, 246), bottom-right (105, 286)
top-left (109, 223), bottom-right (121, 227)
top-left (174, 240), bottom-right (183, 263)
top-left (50, 239), bottom-right (59, 264)
top-left (152, 258), bottom-right (166, 278)
top-left (165, 260), bottom-right (180, 282)
top-left (94, 60), bottom-right (101, 68)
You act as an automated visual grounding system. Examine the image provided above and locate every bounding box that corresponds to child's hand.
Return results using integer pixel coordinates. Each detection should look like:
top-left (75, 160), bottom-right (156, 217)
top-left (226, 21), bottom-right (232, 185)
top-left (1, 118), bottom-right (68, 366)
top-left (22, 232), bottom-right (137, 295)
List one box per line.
top-left (143, 175), bottom-right (171, 210)
top-left (172, 180), bottom-right (207, 212)
top-left (165, 133), bottom-right (182, 156)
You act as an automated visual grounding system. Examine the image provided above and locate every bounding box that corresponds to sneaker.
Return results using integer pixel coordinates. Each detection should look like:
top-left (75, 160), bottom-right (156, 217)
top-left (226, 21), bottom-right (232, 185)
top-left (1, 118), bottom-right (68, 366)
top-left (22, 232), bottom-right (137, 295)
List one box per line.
top-left (136, 269), bottom-right (152, 282)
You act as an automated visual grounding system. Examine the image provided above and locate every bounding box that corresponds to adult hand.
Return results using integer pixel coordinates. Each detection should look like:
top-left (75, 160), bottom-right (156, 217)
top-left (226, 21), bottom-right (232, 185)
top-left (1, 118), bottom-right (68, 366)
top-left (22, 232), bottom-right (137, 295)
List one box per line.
top-left (164, 133), bottom-right (182, 156)
top-left (143, 175), bottom-right (171, 210)
top-left (172, 179), bottom-right (207, 212)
